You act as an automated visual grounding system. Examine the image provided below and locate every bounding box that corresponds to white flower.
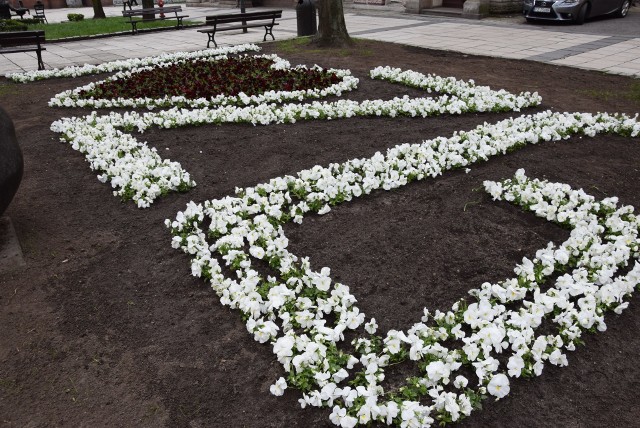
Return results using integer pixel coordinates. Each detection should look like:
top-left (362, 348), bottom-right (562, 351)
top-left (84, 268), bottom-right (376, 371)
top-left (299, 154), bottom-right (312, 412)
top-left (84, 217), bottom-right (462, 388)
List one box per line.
top-left (249, 245), bottom-right (265, 259)
top-left (507, 354), bottom-right (525, 377)
top-left (614, 302), bottom-right (629, 314)
top-left (548, 349), bottom-right (568, 367)
top-left (313, 268), bottom-right (332, 292)
top-left (453, 375), bottom-right (468, 389)
top-left (318, 204), bottom-right (332, 215)
top-left (332, 368), bottom-right (349, 383)
top-left (364, 318), bottom-right (378, 334)
top-left (425, 361), bottom-right (450, 383)
top-left (329, 406), bottom-right (357, 428)
top-left (269, 377), bottom-right (287, 396)
top-left (487, 374), bottom-right (510, 399)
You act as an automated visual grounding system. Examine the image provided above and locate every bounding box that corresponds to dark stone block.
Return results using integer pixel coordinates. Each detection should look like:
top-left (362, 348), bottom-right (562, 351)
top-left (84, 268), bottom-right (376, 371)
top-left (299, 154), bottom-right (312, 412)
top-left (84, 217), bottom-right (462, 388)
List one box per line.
top-left (0, 106), bottom-right (23, 217)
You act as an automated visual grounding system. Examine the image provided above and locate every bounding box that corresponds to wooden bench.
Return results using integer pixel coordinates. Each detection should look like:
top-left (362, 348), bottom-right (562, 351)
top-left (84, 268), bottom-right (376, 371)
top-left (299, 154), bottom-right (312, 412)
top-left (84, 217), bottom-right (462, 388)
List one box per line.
top-left (197, 10), bottom-right (282, 48)
top-left (0, 30), bottom-right (45, 70)
top-left (122, 6), bottom-right (188, 35)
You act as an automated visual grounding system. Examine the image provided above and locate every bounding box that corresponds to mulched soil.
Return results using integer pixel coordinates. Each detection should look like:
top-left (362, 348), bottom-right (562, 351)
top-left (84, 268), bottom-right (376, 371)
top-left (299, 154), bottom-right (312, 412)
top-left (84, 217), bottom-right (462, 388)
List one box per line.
top-left (1, 39), bottom-right (639, 427)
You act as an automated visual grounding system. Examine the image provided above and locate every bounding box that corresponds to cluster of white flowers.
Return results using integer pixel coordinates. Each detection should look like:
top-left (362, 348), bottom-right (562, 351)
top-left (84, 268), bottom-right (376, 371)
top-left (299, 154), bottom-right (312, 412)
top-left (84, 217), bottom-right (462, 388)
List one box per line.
top-left (167, 111), bottom-right (639, 426)
top-left (50, 62), bottom-right (546, 207)
top-left (50, 112), bottom-right (195, 208)
top-left (6, 44), bottom-right (260, 83)
top-left (370, 66), bottom-right (541, 112)
top-left (48, 54), bottom-right (358, 110)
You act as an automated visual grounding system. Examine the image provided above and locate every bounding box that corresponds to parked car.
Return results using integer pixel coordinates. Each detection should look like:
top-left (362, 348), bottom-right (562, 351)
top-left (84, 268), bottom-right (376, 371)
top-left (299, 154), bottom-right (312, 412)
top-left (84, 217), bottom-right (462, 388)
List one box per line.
top-left (523, 0), bottom-right (631, 24)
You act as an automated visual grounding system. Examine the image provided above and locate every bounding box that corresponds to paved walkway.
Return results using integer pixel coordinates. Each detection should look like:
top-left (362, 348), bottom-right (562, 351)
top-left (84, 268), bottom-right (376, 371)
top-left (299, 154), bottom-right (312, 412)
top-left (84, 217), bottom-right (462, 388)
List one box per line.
top-left (1, 4), bottom-right (639, 77)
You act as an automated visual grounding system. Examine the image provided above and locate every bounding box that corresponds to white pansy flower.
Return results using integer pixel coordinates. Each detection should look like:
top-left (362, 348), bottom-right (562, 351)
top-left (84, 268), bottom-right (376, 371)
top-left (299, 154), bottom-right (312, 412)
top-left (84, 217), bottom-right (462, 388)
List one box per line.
top-left (329, 406), bottom-right (357, 428)
top-left (487, 374), bottom-right (510, 399)
top-left (453, 375), bottom-right (468, 389)
top-left (364, 318), bottom-right (378, 334)
top-left (269, 377), bottom-right (287, 396)
top-left (507, 354), bottom-right (525, 377)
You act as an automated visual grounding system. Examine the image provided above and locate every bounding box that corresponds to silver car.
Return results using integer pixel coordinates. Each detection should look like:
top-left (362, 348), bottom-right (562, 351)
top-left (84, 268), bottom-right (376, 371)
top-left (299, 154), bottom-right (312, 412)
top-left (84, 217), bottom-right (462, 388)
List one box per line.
top-left (523, 0), bottom-right (631, 24)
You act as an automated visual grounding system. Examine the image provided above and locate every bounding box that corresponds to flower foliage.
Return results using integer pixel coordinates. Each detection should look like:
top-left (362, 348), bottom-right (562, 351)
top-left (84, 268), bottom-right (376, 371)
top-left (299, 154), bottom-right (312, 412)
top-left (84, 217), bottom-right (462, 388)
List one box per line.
top-left (167, 111), bottom-right (639, 427)
top-left (6, 44), bottom-right (261, 83)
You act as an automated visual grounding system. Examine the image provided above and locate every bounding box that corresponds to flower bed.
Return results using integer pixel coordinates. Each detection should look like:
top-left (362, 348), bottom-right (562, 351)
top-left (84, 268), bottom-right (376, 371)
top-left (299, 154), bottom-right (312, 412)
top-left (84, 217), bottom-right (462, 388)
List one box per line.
top-left (49, 54), bottom-right (358, 110)
top-left (48, 51), bottom-right (640, 423)
top-left (50, 57), bottom-right (542, 207)
top-left (167, 111), bottom-right (639, 427)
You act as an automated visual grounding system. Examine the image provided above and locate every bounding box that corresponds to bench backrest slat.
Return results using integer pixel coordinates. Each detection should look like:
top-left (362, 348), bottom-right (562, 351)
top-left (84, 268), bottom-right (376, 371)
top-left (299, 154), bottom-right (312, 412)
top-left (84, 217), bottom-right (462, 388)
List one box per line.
top-left (205, 10), bottom-right (282, 25)
top-left (122, 6), bottom-right (181, 17)
top-left (0, 31), bottom-right (45, 47)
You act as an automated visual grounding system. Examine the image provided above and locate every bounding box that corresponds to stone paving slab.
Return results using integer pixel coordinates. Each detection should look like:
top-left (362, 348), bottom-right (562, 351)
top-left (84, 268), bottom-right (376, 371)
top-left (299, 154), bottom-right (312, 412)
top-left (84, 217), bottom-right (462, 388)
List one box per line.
top-left (552, 39), bottom-right (640, 75)
top-left (356, 22), bottom-right (611, 63)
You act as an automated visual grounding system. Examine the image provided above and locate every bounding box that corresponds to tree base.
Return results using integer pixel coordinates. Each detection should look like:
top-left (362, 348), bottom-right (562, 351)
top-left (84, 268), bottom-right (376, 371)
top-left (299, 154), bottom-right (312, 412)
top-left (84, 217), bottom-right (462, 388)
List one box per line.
top-left (311, 34), bottom-right (354, 48)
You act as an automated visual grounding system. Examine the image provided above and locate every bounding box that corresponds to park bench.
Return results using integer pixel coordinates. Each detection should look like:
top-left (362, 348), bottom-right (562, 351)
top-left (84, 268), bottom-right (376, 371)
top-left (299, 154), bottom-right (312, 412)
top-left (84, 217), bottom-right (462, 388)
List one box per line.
top-left (197, 10), bottom-right (282, 48)
top-left (0, 30), bottom-right (45, 70)
top-left (122, 6), bottom-right (188, 35)
top-left (33, 2), bottom-right (47, 23)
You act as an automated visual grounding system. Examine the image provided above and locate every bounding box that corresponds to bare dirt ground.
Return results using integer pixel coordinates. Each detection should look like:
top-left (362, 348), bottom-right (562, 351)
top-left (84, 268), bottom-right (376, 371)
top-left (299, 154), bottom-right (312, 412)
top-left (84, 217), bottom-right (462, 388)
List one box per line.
top-left (1, 40), bottom-right (639, 427)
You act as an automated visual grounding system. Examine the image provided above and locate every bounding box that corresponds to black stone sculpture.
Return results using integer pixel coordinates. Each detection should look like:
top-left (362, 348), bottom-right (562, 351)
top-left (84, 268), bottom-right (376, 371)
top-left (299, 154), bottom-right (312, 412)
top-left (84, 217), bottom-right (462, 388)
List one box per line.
top-left (0, 106), bottom-right (23, 217)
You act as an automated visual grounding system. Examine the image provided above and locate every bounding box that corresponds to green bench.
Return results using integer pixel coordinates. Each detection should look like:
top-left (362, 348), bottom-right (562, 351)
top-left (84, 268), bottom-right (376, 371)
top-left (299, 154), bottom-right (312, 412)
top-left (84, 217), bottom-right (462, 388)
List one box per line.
top-left (122, 6), bottom-right (188, 35)
top-left (197, 10), bottom-right (282, 48)
top-left (0, 30), bottom-right (46, 70)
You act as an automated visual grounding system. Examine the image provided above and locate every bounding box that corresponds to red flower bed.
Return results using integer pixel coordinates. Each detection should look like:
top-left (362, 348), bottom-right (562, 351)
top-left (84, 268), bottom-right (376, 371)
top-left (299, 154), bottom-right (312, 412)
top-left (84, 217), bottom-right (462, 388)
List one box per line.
top-left (78, 56), bottom-right (341, 100)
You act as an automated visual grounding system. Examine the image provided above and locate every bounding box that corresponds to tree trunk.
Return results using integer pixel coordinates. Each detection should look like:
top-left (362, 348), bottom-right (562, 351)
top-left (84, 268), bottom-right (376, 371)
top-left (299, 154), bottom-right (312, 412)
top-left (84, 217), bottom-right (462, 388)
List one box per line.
top-left (142, 0), bottom-right (155, 20)
top-left (313, 0), bottom-right (353, 47)
top-left (91, 0), bottom-right (106, 19)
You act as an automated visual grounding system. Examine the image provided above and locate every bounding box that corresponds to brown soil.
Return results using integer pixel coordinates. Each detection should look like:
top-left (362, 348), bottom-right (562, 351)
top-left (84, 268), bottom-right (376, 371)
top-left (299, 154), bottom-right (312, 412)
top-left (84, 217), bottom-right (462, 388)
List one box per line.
top-left (1, 40), bottom-right (639, 428)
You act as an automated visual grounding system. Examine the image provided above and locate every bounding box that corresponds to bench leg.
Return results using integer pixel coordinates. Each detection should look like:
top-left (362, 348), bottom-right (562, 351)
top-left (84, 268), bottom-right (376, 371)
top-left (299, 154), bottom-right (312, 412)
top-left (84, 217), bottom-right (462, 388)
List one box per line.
top-left (207, 32), bottom-right (217, 49)
top-left (264, 25), bottom-right (275, 42)
top-left (131, 23), bottom-right (137, 35)
top-left (36, 49), bottom-right (44, 71)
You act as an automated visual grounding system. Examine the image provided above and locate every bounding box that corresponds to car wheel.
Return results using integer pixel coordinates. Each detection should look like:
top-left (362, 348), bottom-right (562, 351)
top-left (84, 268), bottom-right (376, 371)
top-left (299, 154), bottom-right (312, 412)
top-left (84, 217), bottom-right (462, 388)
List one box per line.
top-left (615, 0), bottom-right (630, 17)
top-left (574, 3), bottom-right (588, 25)
top-left (525, 17), bottom-right (536, 23)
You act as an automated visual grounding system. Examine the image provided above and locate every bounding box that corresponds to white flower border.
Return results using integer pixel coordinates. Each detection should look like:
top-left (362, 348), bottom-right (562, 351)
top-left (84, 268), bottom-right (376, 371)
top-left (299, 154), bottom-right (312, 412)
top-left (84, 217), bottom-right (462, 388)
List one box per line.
top-left (370, 66), bottom-right (534, 112)
top-left (50, 113), bottom-right (196, 208)
top-left (6, 44), bottom-right (261, 83)
top-left (48, 54), bottom-right (359, 110)
top-left (167, 111), bottom-right (639, 427)
top-left (51, 65), bottom-right (542, 207)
